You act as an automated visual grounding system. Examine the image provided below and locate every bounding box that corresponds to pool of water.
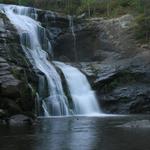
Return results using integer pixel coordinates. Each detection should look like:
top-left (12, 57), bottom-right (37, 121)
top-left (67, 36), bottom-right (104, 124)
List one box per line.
top-left (0, 115), bottom-right (150, 150)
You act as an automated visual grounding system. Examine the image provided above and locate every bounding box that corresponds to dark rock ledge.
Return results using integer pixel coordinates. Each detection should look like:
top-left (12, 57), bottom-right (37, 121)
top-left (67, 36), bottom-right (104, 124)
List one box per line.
top-left (0, 12), bottom-right (36, 123)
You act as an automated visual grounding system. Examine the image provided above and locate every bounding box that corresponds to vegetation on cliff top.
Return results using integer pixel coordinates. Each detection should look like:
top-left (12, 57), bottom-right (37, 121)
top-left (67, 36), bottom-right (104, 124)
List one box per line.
top-left (0, 0), bottom-right (150, 43)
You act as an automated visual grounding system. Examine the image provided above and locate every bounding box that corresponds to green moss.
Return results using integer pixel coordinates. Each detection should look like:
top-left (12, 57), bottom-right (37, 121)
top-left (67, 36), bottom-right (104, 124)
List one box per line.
top-left (102, 70), bottom-right (138, 92)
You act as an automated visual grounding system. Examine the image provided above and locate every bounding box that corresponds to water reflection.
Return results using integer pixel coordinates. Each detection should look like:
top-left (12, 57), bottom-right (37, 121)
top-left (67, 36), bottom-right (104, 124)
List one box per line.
top-left (0, 116), bottom-right (150, 150)
top-left (32, 118), bottom-right (97, 150)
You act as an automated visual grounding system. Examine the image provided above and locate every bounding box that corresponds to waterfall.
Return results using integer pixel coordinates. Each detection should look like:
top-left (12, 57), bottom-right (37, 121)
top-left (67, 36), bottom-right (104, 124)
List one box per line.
top-left (1, 5), bottom-right (69, 116)
top-left (68, 16), bottom-right (78, 62)
top-left (0, 4), bottom-right (102, 116)
top-left (54, 62), bottom-right (101, 115)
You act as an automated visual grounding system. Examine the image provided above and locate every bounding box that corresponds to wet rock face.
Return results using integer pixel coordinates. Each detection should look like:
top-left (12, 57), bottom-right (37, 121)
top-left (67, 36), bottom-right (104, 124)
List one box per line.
top-left (37, 10), bottom-right (70, 29)
top-left (35, 9), bottom-right (71, 40)
top-left (0, 12), bottom-right (36, 119)
top-left (53, 17), bottom-right (104, 62)
top-left (0, 57), bottom-right (23, 116)
top-left (0, 57), bottom-right (20, 98)
top-left (54, 28), bottom-right (101, 62)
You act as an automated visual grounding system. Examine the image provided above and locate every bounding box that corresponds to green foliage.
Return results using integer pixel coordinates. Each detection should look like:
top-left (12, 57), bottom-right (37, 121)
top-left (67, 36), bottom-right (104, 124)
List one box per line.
top-left (118, 0), bottom-right (131, 7)
top-left (74, 0), bottom-right (149, 18)
top-left (0, 0), bottom-right (32, 5)
top-left (18, 0), bottom-right (31, 5)
top-left (0, 0), bottom-right (150, 43)
top-left (0, 0), bottom-right (17, 4)
top-left (129, 0), bottom-right (144, 13)
top-left (134, 13), bottom-right (150, 43)
top-left (0, 0), bottom-right (148, 17)
top-left (78, 0), bottom-right (96, 16)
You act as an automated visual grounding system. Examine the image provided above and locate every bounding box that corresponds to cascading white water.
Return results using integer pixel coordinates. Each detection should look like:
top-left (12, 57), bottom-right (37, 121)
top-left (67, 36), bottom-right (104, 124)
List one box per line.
top-left (54, 62), bottom-right (101, 115)
top-left (1, 4), bottom-right (69, 116)
top-left (0, 4), bottom-right (102, 116)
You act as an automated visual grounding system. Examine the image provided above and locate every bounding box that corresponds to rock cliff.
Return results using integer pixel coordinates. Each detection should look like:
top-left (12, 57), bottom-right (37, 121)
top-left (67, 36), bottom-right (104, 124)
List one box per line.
top-left (0, 6), bottom-right (150, 118)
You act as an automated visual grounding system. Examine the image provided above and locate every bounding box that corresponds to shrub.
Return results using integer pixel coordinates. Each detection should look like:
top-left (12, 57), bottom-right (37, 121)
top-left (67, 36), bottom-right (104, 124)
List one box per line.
top-left (134, 13), bottom-right (150, 43)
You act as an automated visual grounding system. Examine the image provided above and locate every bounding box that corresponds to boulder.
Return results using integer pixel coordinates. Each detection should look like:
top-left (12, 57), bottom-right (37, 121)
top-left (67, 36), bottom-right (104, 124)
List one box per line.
top-left (1, 76), bottom-right (21, 98)
top-left (9, 114), bottom-right (34, 125)
top-left (0, 109), bottom-right (6, 118)
top-left (1, 98), bottom-right (22, 114)
top-left (0, 57), bottom-right (21, 98)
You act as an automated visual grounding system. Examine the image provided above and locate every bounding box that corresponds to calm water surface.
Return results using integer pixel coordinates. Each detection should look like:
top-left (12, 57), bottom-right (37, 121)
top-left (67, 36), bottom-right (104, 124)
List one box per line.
top-left (0, 115), bottom-right (150, 150)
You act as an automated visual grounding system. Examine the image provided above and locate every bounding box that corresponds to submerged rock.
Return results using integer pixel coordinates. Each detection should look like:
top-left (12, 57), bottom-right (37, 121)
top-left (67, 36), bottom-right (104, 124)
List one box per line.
top-left (0, 109), bottom-right (7, 118)
top-left (118, 120), bottom-right (150, 128)
top-left (9, 114), bottom-right (34, 125)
